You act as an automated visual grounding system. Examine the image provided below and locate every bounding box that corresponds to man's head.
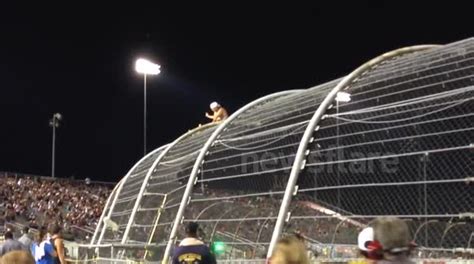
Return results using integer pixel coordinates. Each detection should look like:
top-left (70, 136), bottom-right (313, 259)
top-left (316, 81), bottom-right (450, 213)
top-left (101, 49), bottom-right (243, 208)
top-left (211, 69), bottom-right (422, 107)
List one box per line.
top-left (0, 250), bottom-right (35, 264)
top-left (48, 224), bottom-right (61, 235)
top-left (358, 217), bottom-right (414, 260)
top-left (4, 231), bottom-right (13, 240)
top-left (210, 102), bottom-right (220, 111)
top-left (185, 222), bottom-right (199, 237)
top-left (372, 217), bottom-right (412, 254)
top-left (22, 226), bottom-right (29, 235)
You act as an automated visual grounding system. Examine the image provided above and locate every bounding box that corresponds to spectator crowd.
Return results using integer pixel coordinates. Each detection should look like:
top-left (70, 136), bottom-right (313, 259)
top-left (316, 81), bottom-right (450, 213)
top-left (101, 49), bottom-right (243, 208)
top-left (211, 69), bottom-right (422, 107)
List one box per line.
top-left (0, 173), bottom-right (111, 240)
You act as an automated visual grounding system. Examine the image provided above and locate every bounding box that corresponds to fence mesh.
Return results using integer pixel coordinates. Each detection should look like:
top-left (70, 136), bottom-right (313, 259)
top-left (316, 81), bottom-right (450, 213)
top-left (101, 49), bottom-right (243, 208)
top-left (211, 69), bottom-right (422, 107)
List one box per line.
top-left (290, 37), bottom-right (474, 253)
top-left (88, 38), bottom-right (474, 263)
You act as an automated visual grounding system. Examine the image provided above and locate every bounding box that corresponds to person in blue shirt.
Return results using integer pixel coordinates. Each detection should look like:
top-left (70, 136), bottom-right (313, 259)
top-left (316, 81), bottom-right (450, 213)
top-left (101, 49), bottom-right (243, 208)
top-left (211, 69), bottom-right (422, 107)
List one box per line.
top-left (30, 228), bottom-right (57, 264)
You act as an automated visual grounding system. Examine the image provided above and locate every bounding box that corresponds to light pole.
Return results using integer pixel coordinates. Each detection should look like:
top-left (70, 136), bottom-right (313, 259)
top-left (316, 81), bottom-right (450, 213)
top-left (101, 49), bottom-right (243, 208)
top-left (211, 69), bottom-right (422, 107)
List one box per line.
top-left (135, 58), bottom-right (161, 156)
top-left (49, 113), bottom-right (62, 178)
top-left (334, 91), bottom-right (351, 208)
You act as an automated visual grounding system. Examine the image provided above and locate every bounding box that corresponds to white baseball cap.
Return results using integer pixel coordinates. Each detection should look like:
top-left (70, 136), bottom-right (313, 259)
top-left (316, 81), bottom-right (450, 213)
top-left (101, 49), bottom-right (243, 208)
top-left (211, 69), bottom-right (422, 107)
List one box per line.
top-left (210, 102), bottom-right (220, 109)
top-left (358, 227), bottom-right (374, 251)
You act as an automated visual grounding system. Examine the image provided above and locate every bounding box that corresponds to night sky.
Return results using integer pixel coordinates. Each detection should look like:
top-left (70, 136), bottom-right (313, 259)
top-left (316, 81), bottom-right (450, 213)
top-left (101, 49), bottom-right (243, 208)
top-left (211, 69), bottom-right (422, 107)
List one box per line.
top-left (1, 3), bottom-right (472, 182)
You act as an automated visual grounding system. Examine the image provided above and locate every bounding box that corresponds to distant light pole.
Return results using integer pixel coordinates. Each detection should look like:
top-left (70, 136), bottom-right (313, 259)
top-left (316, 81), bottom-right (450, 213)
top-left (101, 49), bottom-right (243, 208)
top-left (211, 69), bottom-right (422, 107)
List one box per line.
top-left (135, 58), bottom-right (161, 156)
top-left (334, 91), bottom-right (351, 208)
top-left (49, 113), bottom-right (62, 178)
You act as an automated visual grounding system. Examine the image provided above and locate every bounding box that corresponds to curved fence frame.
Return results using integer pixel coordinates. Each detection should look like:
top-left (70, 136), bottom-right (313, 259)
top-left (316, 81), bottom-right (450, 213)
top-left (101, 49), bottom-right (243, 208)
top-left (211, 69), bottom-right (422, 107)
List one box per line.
top-left (161, 90), bottom-right (303, 262)
top-left (266, 44), bottom-right (440, 257)
top-left (121, 123), bottom-right (218, 244)
top-left (88, 42), bottom-right (474, 263)
top-left (95, 144), bottom-right (169, 244)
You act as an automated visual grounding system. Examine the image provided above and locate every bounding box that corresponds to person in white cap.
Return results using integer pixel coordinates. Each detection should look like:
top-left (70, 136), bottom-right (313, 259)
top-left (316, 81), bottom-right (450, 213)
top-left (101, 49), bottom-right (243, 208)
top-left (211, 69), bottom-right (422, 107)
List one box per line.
top-left (357, 217), bottom-right (416, 264)
top-left (205, 102), bottom-right (228, 123)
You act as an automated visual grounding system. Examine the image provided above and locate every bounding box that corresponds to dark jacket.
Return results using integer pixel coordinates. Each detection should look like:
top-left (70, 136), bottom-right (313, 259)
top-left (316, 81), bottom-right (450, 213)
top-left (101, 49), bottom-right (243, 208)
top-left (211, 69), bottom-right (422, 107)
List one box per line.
top-left (172, 237), bottom-right (216, 264)
top-left (377, 256), bottom-right (416, 264)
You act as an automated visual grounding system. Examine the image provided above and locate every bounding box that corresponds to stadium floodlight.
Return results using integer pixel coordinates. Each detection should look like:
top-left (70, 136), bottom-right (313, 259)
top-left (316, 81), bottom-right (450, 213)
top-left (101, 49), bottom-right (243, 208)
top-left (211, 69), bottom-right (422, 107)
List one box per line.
top-left (135, 58), bottom-right (161, 156)
top-left (49, 113), bottom-right (62, 178)
top-left (335, 91), bottom-right (351, 102)
top-left (135, 58), bottom-right (161, 75)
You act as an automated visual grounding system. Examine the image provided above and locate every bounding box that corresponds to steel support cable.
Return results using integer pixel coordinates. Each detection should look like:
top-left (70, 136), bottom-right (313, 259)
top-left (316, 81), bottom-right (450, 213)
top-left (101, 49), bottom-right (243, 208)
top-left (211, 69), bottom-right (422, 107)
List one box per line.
top-left (209, 127), bottom-right (305, 155)
top-left (218, 120), bottom-right (308, 144)
top-left (223, 86), bottom-right (337, 133)
top-left (217, 123), bottom-right (308, 151)
top-left (147, 175), bottom-right (192, 188)
top-left (333, 99), bottom-right (470, 124)
top-left (188, 217), bottom-right (278, 223)
top-left (349, 50), bottom-right (474, 88)
top-left (203, 141), bottom-right (302, 164)
top-left (225, 84), bottom-right (470, 142)
top-left (291, 214), bottom-right (464, 220)
top-left (218, 97), bottom-right (471, 154)
top-left (226, 85), bottom-right (337, 127)
top-left (311, 127), bottom-right (473, 155)
top-left (199, 166), bottom-right (292, 183)
top-left (351, 56), bottom-right (474, 90)
top-left (337, 73), bottom-right (474, 111)
top-left (314, 113), bottom-right (474, 143)
top-left (148, 164), bottom-right (196, 180)
top-left (231, 91), bottom-right (316, 120)
top-left (191, 191), bottom-right (286, 203)
top-left (157, 149), bottom-right (201, 165)
top-left (201, 152), bottom-right (297, 174)
top-left (319, 98), bottom-right (471, 133)
top-left (348, 41), bottom-right (470, 80)
top-left (221, 111), bottom-right (318, 141)
top-left (298, 178), bottom-right (470, 193)
top-left (222, 102), bottom-right (327, 138)
top-left (333, 85), bottom-right (474, 117)
top-left (306, 145), bottom-right (470, 167)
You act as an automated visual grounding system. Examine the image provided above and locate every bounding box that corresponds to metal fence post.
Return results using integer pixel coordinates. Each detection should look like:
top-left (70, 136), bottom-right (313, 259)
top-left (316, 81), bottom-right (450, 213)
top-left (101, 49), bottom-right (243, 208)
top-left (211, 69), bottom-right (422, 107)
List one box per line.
top-left (162, 90), bottom-right (301, 263)
top-left (266, 45), bottom-right (438, 258)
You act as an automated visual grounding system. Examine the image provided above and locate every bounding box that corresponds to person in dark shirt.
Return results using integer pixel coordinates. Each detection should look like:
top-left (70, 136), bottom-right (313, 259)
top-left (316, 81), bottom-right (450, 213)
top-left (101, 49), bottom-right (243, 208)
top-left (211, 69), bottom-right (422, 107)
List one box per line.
top-left (0, 231), bottom-right (27, 256)
top-left (172, 222), bottom-right (216, 264)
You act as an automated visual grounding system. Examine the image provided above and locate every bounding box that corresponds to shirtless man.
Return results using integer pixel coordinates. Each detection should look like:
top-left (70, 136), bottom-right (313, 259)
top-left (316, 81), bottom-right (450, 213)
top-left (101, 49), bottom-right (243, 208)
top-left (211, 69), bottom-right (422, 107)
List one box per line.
top-left (205, 102), bottom-right (228, 123)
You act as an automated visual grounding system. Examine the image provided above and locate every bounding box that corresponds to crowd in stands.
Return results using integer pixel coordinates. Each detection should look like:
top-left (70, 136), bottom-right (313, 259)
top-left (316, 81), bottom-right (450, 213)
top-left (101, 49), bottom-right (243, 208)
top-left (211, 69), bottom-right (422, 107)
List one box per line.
top-left (0, 172), bottom-right (112, 241)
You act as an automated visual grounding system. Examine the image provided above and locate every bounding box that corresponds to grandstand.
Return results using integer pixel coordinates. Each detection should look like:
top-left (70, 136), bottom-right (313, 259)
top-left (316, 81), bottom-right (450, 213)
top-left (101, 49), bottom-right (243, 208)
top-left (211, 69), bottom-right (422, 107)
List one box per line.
top-left (0, 172), bottom-right (112, 241)
top-left (88, 38), bottom-right (474, 263)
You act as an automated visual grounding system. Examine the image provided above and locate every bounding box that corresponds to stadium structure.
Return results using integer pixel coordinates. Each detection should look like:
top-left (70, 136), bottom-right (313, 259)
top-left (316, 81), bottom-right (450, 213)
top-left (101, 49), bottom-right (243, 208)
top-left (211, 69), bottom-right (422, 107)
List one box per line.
top-left (85, 38), bottom-right (474, 263)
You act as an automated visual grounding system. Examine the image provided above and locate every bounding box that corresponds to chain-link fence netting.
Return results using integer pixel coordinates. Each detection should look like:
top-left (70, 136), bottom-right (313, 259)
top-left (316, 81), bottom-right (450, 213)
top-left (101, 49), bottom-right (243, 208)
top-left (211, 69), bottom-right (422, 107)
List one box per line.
top-left (132, 124), bottom-right (218, 261)
top-left (96, 146), bottom-right (167, 257)
top-left (89, 37), bottom-right (474, 263)
top-left (289, 37), bottom-right (474, 255)
top-left (176, 80), bottom-right (341, 261)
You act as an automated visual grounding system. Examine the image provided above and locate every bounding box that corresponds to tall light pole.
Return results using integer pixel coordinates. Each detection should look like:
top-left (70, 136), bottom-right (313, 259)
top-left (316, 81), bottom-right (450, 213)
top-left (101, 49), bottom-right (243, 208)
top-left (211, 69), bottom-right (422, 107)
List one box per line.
top-left (334, 91), bottom-right (351, 208)
top-left (49, 113), bottom-right (62, 178)
top-left (135, 58), bottom-right (161, 156)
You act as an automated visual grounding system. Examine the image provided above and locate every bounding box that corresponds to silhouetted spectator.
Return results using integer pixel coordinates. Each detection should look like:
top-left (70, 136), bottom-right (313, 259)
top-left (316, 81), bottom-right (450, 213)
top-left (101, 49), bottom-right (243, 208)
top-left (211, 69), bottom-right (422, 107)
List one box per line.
top-left (172, 222), bottom-right (216, 264)
top-left (0, 231), bottom-right (26, 256)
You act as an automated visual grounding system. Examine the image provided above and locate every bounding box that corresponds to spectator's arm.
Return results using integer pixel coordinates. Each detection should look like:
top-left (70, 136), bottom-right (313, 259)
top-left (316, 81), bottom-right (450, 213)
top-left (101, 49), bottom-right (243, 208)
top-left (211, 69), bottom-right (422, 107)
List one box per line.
top-left (205, 112), bottom-right (214, 120)
top-left (55, 238), bottom-right (66, 264)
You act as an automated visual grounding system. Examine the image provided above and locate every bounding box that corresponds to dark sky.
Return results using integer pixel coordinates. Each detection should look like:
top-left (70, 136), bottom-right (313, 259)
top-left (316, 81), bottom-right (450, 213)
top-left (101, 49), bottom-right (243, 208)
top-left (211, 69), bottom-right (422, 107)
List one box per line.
top-left (1, 3), bottom-right (472, 182)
